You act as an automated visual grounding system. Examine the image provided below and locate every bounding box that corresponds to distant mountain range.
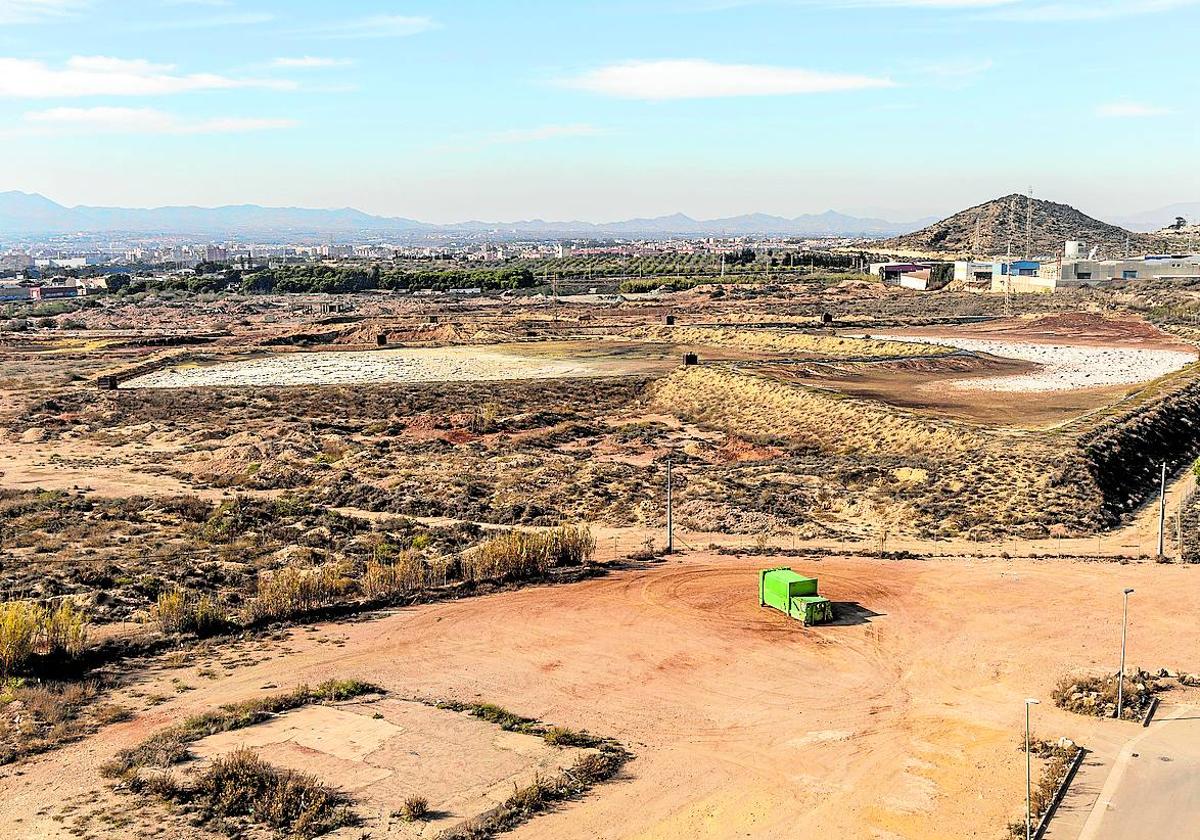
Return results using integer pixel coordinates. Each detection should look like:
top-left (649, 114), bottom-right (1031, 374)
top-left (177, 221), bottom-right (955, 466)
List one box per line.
top-left (1113, 203), bottom-right (1200, 232)
top-left (2, 191), bottom-right (1194, 245)
top-left (0, 191), bottom-right (935, 241)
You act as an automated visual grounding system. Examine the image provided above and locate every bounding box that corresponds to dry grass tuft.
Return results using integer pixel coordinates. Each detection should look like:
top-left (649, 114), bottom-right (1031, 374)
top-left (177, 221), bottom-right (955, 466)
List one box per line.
top-left (152, 589), bottom-right (229, 636)
top-left (0, 600), bottom-right (89, 675)
top-left (623, 326), bottom-right (950, 359)
top-left (191, 747), bottom-right (354, 838)
top-left (464, 525), bottom-right (595, 584)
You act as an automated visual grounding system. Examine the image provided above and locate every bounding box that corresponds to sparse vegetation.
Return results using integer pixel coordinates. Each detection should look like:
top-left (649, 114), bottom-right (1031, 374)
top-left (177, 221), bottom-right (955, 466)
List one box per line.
top-left (0, 600), bottom-right (88, 675)
top-left (152, 589), bottom-right (230, 636)
top-left (1052, 668), bottom-right (1169, 720)
top-left (464, 525), bottom-right (595, 584)
top-left (436, 750), bottom-right (627, 840)
top-left (398, 795), bottom-right (430, 822)
top-left (0, 677), bottom-right (130, 765)
top-left (102, 679), bottom-right (382, 777)
top-left (1008, 737), bottom-right (1082, 838)
top-left (189, 747), bottom-right (355, 838)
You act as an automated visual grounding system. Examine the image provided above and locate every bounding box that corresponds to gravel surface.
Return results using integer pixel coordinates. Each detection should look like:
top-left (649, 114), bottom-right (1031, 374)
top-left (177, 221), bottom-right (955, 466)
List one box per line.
top-left (123, 347), bottom-right (593, 388)
top-left (879, 335), bottom-right (1196, 392)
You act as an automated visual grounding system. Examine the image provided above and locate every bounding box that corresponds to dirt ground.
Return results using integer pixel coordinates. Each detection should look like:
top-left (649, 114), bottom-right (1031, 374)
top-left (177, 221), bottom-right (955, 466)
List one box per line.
top-left (188, 699), bottom-right (594, 838)
top-left (3, 549), bottom-right (1197, 840)
top-left (5, 294), bottom-right (1200, 839)
top-left (761, 355), bottom-right (1130, 427)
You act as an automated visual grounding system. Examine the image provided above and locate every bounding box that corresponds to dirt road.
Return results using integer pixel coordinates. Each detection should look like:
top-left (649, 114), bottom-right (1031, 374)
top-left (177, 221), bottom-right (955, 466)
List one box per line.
top-left (4, 552), bottom-right (1198, 839)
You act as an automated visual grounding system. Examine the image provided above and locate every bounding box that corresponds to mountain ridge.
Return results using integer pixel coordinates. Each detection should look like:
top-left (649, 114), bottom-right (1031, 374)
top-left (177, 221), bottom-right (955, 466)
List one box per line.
top-left (878, 194), bottom-right (1163, 258)
top-left (0, 191), bottom-right (932, 240)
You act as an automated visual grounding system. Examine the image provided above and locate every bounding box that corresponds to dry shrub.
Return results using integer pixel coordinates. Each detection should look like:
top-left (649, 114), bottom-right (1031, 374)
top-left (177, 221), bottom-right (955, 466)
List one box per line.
top-left (103, 679), bottom-right (381, 777)
top-left (193, 748), bottom-right (354, 839)
top-left (1052, 669), bottom-right (1160, 720)
top-left (0, 603), bottom-right (40, 675)
top-left (463, 526), bottom-right (595, 584)
top-left (623, 326), bottom-right (949, 360)
top-left (650, 366), bottom-right (982, 457)
top-left (398, 795), bottom-right (429, 822)
top-left (152, 589), bottom-right (229, 636)
top-left (242, 562), bottom-right (354, 624)
top-left (362, 552), bottom-right (429, 599)
top-left (543, 727), bottom-right (601, 749)
top-left (1008, 739), bottom-right (1081, 838)
top-left (0, 600), bottom-right (89, 675)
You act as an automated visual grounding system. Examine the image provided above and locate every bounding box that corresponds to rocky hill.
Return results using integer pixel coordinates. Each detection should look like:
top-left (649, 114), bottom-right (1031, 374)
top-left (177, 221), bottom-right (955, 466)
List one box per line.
top-left (878, 194), bottom-right (1162, 258)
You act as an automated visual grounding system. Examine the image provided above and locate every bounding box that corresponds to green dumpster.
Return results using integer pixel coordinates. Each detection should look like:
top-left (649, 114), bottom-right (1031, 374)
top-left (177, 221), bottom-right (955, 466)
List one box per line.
top-left (759, 568), bottom-right (833, 626)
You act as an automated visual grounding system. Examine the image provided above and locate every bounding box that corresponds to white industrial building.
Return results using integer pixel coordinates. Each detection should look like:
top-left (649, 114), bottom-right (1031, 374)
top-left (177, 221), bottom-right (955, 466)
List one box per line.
top-left (952, 241), bottom-right (1200, 294)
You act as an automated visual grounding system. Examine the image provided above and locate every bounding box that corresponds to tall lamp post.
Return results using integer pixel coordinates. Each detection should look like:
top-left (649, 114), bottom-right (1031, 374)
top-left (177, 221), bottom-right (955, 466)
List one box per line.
top-left (1117, 588), bottom-right (1135, 719)
top-left (1026, 698), bottom-right (1040, 840)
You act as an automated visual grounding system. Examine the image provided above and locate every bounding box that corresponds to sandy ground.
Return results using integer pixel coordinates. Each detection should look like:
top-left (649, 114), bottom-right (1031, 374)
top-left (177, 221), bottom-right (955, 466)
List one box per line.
top-left (120, 341), bottom-right (692, 389)
top-left (873, 334), bottom-right (1197, 392)
top-left (123, 347), bottom-right (599, 388)
top-left (4, 550), bottom-right (1198, 840)
top-left (189, 699), bottom-right (590, 838)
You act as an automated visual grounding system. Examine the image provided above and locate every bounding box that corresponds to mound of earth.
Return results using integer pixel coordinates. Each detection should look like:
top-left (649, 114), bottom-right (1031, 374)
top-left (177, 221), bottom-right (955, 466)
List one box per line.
top-left (879, 194), bottom-right (1162, 257)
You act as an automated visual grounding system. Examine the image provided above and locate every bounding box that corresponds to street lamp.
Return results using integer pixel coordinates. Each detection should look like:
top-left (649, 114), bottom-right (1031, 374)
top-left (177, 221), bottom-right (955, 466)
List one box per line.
top-left (1026, 698), bottom-right (1040, 840)
top-left (1117, 588), bottom-right (1135, 719)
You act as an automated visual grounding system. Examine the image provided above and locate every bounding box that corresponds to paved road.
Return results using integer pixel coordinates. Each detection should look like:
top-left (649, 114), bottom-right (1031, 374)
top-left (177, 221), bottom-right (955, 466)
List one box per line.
top-left (1076, 704), bottom-right (1200, 839)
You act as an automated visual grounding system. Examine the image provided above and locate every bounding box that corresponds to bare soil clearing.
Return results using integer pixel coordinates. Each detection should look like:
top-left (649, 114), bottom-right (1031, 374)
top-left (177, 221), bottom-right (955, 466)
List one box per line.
top-left (187, 699), bottom-right (594, 838)
top-left (122, 342), bottom-right (681, 389)
top-left (4, 552), bottom-right (1199, 840)
top-left (872, 333), bottom-right (1196, 393)
top-left (6, 292), bottom-right (1200, 839)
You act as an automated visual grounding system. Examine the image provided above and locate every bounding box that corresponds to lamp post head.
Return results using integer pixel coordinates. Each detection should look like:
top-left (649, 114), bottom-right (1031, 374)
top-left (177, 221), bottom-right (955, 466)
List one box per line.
top-left (1124, 588), bottom-right (1135, 596)
top-left (1025, 698), bottom-right (1040, 706)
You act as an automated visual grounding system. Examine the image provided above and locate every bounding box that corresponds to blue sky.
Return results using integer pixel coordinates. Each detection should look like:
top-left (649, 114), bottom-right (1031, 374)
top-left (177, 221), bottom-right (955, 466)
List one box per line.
top-left (0, 0), bottom-right (1196, 222)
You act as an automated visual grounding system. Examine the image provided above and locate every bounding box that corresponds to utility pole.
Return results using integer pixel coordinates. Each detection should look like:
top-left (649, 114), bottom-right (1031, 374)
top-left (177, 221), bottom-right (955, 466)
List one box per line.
top-left (1025, 188), bottom-right (1034, 260)
top-left (1117, 588), bottom-right (1134, 719)
top-left (1158, 461), bottom-right (1167, 558)
top-left (1025, 698), bottom-right (1039, 840)
top-left (1176, 502), bottom-right (1182, 561)
top-left (665, 457), bottom-right (674, 555)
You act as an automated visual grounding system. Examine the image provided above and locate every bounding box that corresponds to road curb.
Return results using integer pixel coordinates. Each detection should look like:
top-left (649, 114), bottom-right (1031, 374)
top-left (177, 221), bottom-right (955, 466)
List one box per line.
top-left (1142, 696), bottom-right (1160, 727)
top-left (1034, 747), bottom-right (1087, 840)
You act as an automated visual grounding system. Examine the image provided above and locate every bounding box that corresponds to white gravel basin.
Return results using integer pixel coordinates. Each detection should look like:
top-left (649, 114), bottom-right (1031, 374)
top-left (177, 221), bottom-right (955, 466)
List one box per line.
top-left (878, 335), bottom-right (1198, 392)
top-left (123, 347), bottom-right (593, 388)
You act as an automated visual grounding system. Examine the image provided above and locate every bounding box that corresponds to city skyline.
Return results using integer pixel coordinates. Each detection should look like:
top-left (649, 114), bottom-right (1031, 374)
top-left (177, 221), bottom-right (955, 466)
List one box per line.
top-left (0, 0), bottom-right (1196, 223)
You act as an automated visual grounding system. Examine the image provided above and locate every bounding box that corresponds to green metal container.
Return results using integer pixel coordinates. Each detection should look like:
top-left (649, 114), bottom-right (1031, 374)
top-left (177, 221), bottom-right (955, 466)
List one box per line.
top-left (794, 595), bottom-right (834, 626)
top-left (759, 568), bottom-right (833, 625)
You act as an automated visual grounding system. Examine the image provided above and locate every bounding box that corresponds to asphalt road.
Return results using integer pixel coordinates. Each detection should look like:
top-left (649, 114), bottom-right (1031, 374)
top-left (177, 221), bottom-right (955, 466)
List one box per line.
top-left (1077, 704), bottom-right (1200, 839)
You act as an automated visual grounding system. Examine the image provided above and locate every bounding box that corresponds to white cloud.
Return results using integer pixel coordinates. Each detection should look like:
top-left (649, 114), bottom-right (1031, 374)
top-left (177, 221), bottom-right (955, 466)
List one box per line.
top-left (560, 59), bottom-right (894, 100)
top-left (22, 106), bottom-right (297, 134)
top-left (0, 0), bottom-right (85, 24)
top-left (303, 14), bottom-right (439, 38)
top-left (0, 56), bottom-right (296, 98)
top-left (271, 56), bottom-right (352, 69)
top-left (1096, 101), bottom-right (1174, 118)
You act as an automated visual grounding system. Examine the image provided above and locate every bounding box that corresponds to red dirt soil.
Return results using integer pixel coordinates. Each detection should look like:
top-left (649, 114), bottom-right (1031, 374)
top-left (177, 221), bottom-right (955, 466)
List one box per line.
top-left (5, 551), bottom-right (1198, 840)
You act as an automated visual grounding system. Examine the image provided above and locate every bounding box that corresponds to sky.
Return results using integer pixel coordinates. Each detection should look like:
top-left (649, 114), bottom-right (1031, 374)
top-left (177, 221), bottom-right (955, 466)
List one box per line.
top-left (0, 0), bottom-right (1196, 223)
